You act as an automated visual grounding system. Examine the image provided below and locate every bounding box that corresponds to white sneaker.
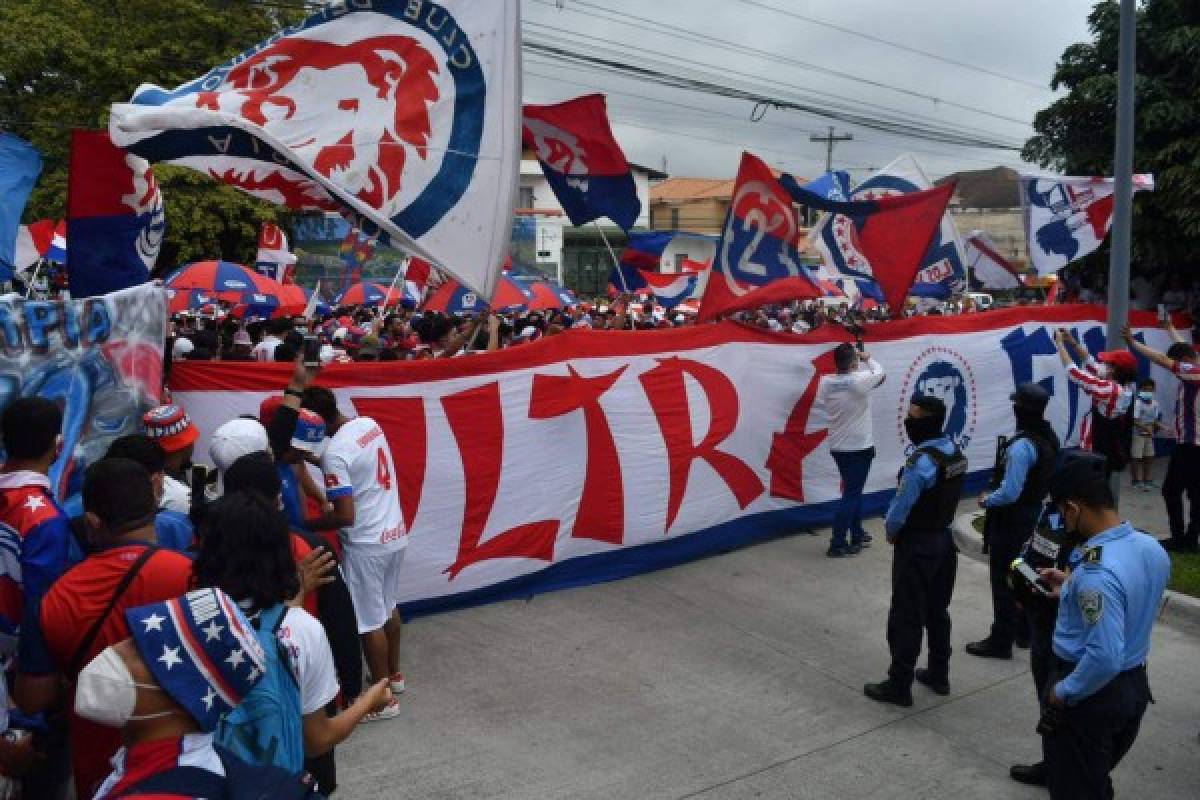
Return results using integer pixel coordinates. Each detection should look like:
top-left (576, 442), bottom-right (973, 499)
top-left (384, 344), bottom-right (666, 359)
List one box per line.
top-left (389, 672), bottom-right (406, 694)
top-left (362, 697), bottom-right (401, 723)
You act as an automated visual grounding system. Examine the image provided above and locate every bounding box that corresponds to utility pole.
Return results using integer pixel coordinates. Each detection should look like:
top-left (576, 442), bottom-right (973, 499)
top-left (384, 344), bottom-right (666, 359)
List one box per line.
top-left (810, 126), bottom-right (853, 173)
top-left (1107, 0), bottom-right (1136, 500)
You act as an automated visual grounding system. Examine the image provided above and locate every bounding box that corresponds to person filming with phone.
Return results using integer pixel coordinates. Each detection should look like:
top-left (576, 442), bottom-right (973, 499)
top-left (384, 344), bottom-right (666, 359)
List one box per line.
top-left (815, 338), bottom-right (886, 558)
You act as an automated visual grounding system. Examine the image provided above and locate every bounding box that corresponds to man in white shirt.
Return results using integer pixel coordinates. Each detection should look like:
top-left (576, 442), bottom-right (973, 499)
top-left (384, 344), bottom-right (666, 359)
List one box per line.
top-left (303, 387), bottom-right (406, 720)
top-left (816, 342), bottom-right (886, 557)
top-left (252, 319), bottom-right (289, 361)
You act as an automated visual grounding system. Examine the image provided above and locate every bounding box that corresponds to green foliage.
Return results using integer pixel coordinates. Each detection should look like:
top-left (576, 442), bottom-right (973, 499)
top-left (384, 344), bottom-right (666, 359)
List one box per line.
top-left (1023, 0), bottom-right (1200, 273)
top-left (0, 0), bottom-right (309, 270)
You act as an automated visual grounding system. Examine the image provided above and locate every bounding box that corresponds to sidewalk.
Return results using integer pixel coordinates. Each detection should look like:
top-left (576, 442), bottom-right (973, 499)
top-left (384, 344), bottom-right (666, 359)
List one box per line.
top-left (336, 465), bottom-right (1200, 799)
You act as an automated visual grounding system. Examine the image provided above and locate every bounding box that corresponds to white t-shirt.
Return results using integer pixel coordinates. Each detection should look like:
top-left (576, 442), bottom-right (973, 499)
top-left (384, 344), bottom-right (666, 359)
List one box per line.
top-left (277, 607), bottom-right (340, 715)
top-left (321, 416), bottom-right (406, 552)
top-left (815, 358), bottom-right (886, 453)
top-left (253, 335), bottom-right (282, 362)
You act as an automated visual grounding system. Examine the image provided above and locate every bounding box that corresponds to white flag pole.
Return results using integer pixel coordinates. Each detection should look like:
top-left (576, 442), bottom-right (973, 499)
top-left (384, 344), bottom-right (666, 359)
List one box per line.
top-left (593, 222), bottom-right (630, 294)
top-left (302, 279), bottom-right (321, 320)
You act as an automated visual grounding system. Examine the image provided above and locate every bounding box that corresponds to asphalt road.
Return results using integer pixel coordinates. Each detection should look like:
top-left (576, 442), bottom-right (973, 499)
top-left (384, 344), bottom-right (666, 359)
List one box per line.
top-left (336, 472), bottom-right (1199, 799)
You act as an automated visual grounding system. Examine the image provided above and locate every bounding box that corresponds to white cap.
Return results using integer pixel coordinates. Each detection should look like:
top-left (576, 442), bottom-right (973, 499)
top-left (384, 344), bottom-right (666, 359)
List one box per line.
top-left (517, 325), bottom-right (537, 339)
top-left (791, 321), bottom-right (810, 334)
top-left (319, 344), bottom-right (335, 364)
top-left (172, 337), bottom-right (195, 359)
top-left (767, 319), bottom-right (783, 332)
top-left (209, 418), bottom-right (270, 474)
top-left (673, 314), bottom-right (685, 324)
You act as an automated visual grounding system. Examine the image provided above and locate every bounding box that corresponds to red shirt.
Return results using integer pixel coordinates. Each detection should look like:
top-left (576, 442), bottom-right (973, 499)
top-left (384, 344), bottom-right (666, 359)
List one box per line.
top-left (289, 532), bottom-right (318, 617)
top-left (20, 543), bottom-right (193, 798)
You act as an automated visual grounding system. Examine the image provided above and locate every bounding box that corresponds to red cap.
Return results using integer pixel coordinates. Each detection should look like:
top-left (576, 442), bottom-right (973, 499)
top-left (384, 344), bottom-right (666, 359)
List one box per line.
top-left (142, 404), bottom-right (199, 454)
top-left (259, 395), bottom-right (285, 427)
top-left (1097, 350), bottom-right (1137, 373)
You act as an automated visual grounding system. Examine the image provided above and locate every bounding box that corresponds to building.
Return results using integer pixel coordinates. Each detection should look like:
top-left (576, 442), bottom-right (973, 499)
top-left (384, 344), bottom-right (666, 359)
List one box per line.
top-left (517, 149), bottom-right (667, 296)
top-left (647, 177), bottom-right (735, 273)
top-left (935, 166), bottom-right (1027, 267)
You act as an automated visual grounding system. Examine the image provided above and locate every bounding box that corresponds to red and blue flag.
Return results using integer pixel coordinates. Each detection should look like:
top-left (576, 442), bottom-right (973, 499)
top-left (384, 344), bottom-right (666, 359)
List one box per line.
top-left (523, 94), bottom-right (641, 230)
top-left (698, 152), bottom-right (954, 321)
top-left (67, 130), bottom-right (165, 297)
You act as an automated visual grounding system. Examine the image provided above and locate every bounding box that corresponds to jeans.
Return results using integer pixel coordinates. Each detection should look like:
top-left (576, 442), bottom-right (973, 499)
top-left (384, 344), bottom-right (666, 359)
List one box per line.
top-left (1162, 442), bottom-right (1200, 543)
top-left (831, 447), bottom-right (875, 548)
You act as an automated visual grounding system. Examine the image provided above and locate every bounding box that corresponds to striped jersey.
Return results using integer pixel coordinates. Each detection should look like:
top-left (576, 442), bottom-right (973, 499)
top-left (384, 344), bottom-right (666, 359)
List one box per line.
top-left (1171, 360), bottom-right (1200, 445)
top-left (1066, 360), bottom-right (1132, 450)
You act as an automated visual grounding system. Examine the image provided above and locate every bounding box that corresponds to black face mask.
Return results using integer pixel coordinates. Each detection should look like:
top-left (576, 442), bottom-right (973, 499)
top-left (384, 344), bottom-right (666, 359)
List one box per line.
top-left (1059, 502), bottom-right (1086, 547)
top-left (904, 415), bottom-right (942, 445)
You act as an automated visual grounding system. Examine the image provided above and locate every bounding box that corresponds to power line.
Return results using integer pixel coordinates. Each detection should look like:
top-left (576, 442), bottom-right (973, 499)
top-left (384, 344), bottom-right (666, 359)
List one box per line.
top-left (531, 0), bottom-right (1035, 128)
top-left (730, 0), bottom-right (1054, 92)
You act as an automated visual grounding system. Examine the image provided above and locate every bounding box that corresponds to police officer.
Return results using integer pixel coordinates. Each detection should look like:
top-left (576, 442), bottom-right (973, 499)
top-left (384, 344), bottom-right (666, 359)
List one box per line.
top-left (1036, 457), bottom-right (1170, 799)
top-left (968, 383), bottom-right (1059, 660)
top-left (1008, 451), bottom-right (1094, 787)
top-left (864, 395), bottom-right (966, 707)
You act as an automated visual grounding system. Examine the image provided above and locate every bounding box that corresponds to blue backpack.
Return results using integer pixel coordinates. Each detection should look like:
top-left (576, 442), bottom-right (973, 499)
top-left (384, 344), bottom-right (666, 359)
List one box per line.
top-left (215, 604), bottom-right (306, 775)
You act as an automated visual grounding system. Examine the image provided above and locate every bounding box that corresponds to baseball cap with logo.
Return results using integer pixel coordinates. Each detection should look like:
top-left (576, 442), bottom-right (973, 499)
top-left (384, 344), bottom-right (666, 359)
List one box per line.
top-left (124, 588), bottom-right (267, 732)
top-left (209, 418), bottom-right (270, 473)
top-left (290, 409), bottom-right (327, 458)
top-left (142, 405), bottom-right (199, 454)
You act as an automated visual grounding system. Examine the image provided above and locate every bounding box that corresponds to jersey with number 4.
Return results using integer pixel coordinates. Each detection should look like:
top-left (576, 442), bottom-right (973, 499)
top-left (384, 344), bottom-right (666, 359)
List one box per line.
top-left (321, 416), bottom-right (405, 552)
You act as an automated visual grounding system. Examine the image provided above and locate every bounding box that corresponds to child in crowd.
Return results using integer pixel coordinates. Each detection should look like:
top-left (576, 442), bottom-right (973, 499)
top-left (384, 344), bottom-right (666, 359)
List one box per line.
top-left (1131, 378), bottom-right (1162, 490)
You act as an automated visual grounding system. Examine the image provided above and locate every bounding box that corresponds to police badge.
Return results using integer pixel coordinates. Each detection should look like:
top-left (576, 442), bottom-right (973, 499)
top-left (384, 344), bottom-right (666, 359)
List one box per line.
top-left (1079, 589), bottom-right (1104, 625)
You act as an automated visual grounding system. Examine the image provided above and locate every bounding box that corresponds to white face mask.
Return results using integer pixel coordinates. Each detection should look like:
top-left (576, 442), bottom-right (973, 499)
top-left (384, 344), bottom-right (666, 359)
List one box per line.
top-left (75, 647), bottom-right (173, 728)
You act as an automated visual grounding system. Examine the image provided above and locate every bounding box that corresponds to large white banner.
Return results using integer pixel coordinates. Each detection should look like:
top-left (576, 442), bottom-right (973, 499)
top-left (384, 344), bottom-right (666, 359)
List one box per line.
top-left (170, 307), bottom-right (1180, 612)
top-left (110, 0), bottom-right (521, 299)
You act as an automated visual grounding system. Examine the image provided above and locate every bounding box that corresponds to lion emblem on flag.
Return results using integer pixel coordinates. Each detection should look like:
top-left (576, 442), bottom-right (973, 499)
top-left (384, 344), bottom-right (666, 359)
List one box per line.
top-left (195, 36), bottom-right (442, 213)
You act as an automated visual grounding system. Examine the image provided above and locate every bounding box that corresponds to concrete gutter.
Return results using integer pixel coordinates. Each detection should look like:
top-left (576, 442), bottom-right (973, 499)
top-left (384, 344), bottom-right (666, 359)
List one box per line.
top-left (952, 510), bottom-right (1200, 636)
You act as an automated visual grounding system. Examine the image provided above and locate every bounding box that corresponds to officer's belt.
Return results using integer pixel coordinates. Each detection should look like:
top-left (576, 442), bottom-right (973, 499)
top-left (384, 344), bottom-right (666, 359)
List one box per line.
top-left (1053, 655), bottom-right (1146, 676)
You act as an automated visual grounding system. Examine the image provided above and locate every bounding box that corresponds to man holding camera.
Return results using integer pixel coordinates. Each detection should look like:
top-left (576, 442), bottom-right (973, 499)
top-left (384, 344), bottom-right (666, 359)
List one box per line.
top-left (816, 339), bottom-right (886, 558)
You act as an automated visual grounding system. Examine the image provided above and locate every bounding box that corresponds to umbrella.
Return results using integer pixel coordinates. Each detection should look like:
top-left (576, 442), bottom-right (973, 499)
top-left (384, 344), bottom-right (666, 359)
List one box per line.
top-left (164, 260), bottom-right (276, 300)
top-left (230, 291), bottom-right (284, 320)
top-left (334, 281), bottom-right (404, 308)
top-left (507, 271), bottom-right (579, 311)
top-left (301, 286), bottom-right (332, 317)
top-left (424, 275), bottom-right (532, 314)
top-left (167, 288), bottom-right (218, 314)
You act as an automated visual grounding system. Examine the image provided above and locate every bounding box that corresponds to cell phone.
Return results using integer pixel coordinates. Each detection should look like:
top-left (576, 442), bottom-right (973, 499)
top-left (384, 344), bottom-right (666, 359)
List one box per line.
top-left (1158, 304), bottom-right (1169, 324)
top-left (1010, 557), bottom-right (1052, 597)
top-left (303, 334), bottom-right (321, 367)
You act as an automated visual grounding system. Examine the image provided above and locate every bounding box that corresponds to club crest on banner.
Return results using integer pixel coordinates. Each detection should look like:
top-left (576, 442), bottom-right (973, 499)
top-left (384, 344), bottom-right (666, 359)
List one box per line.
top-left (524, 118), bottom-right (590, 192)
top-left (897, 346), bottom-right (977, 450)
top-left (719, 179), bottom-right (803, 297)
top-left (821, 174), bottom-right (963, 296)
top-left (120, 155), bottom-right (166, 269)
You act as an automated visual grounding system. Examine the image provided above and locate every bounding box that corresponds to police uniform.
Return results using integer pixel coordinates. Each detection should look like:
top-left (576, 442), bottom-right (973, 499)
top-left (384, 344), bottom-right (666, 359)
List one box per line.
top-left (976, 421), bottom-right (1058, 654)
top-left (1045, 522), bottom-right (1170, 799)
top-left (880, 435), bottom-right (967, 692)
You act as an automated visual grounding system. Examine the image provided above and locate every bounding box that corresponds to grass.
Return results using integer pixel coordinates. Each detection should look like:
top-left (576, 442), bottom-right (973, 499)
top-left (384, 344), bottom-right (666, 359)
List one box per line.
top-left (1169, 551), bottom-right (1200, 598)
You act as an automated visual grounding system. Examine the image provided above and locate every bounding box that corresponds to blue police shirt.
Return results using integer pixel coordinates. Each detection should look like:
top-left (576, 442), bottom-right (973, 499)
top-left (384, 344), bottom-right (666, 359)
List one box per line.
top-left (885, 435), bottom-right (957, 540)
top-left (1052, 522), bottom-right (1170, 705)
top-left (983, 437), bottom-right (1036, 507)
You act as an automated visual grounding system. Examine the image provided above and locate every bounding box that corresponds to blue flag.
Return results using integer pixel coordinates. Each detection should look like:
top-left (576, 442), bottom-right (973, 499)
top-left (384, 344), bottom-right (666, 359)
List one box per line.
top-left (0, 134), bottom-right (43, 280)
top-left (802, 171), bottom-right (851, 202)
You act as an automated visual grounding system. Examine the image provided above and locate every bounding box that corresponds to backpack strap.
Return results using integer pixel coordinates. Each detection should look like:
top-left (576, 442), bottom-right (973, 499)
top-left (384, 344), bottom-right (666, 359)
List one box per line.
top-left (69, 545), bottom-right (159, 674)
top-left (251, 603), bottom-right (300, 691)
top-left (113, 764), bottom-right (229, 797)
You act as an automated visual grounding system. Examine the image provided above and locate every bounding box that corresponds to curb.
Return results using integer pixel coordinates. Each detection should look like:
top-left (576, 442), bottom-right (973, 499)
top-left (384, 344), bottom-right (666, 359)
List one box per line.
top-left (951, 511), bottom-right (1200, 635)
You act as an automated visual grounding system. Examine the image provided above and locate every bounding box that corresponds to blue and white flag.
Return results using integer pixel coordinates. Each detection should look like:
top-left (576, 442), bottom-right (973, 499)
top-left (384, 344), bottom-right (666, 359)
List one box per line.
top-left (0, 133), bottom-right (43, 281)
top-left (802, 170), bottom-right (851, 202)
top-left (109, 0), bottom-right (520, 300)
top-left (811, 155), bottom-right (966, 300)
top-left (1020, 173), bottom-right (1154, 275)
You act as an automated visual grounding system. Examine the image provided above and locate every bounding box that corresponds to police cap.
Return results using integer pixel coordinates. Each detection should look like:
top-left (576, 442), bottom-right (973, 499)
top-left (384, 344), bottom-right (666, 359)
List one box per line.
top-left (1010, 382), bottom-right (1050, 414)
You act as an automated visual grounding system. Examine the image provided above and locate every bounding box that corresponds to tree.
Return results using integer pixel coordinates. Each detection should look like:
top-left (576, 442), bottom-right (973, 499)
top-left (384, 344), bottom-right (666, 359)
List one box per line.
top-left (1023, 0), bottom-right (1200, 275)
top-left (0, 0), bottom-right (309, 270)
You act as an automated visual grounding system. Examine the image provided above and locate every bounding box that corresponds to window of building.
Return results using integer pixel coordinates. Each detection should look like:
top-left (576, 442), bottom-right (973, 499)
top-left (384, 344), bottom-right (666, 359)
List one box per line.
top-left (519, 186), bottom-right (535, 209)
top-left (670, 207), bottom-right (680, 229)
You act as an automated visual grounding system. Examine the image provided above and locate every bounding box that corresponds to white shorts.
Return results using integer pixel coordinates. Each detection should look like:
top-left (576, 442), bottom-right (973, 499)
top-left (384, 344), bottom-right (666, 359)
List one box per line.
top-left (1130, 434), bottom-right (1155, 460)
top-left (341, 547), bottom-right (406, 634)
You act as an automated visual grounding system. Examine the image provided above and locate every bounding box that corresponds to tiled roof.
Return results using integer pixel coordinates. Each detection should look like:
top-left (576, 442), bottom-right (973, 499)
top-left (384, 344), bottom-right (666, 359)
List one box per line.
top-left (650, 177), bottom-right (736, 202)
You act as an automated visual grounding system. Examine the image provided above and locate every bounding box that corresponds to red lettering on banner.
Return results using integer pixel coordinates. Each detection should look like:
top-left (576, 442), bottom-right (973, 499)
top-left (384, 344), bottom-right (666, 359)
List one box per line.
top-left (765, 349), bottom-right (837, 501)
top-left (350, 397), bottom-right (426, 531)
top-left (529, 365), bottom-right (628, 545)
top-left (639, 357), bottom-right (764, 532)
top-left (442, 382), bottom-right (558, 579)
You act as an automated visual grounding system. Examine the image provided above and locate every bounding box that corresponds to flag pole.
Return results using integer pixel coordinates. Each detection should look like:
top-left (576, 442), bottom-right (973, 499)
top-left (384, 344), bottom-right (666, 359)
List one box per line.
top-left (593, 221), bottom-right (631, 294)
top-left (377, 256), bottom-right (406, 318)
top-left (24, 260), bottom-right (42, 298)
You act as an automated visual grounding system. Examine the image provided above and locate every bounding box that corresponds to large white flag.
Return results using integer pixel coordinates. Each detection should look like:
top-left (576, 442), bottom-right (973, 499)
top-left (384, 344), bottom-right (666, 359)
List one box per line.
top-left (109, 1), bottom-right (521, 300)
top-left (1020, 173), bottom-right (1154, 276)
top-left (964, 230), bottom-right (1021, 290)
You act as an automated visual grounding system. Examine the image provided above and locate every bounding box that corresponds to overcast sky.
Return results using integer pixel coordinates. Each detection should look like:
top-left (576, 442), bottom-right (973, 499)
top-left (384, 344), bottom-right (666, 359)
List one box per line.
top-left (521, 0), bottom-right (1098, 181)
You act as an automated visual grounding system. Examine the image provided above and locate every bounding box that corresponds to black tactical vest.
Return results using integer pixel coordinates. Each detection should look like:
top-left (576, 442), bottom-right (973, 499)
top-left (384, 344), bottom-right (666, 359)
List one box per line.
top-left (896, 445), bottom-right (968, 541)
top-left (990, 429), bottom-right (1058, 511)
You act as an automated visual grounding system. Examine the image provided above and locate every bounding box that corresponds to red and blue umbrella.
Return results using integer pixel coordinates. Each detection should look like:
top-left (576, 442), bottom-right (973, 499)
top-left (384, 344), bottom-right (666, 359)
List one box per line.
top-left (167, 288), bottom-right (219, 314)
top-left (334, 281), bottom-right (405, 308)
top-left (424, 275), bottom-right (532, 314)
top-left (164, 260), bottom-right (276, 300)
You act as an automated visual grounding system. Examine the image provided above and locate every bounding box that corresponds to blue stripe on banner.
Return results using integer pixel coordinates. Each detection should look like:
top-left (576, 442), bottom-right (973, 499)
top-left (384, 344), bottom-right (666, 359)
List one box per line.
top-left (400, 468), bottom-right (991, 619)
